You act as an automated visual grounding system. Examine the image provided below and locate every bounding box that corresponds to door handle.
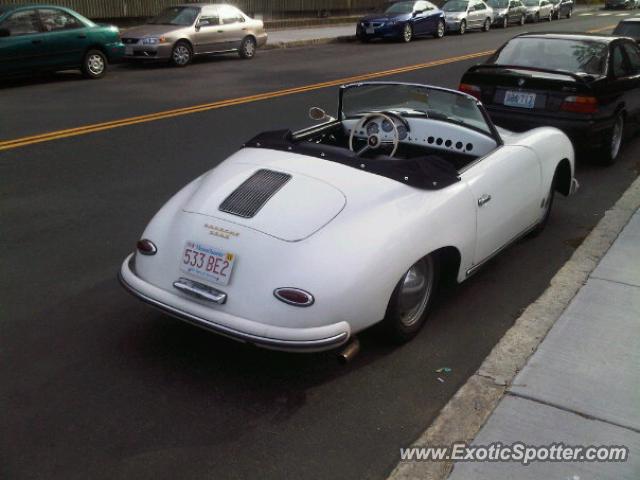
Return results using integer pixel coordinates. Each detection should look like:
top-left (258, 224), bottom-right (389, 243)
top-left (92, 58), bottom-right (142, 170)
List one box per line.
top-left (217, 30), bottom-right (224, 33)
top-left (77, 34), bottom-right (87, 39)
top-left (31, 39), bottom-right (43, 44)
top-left (478, 194), bottom-right (492, 207)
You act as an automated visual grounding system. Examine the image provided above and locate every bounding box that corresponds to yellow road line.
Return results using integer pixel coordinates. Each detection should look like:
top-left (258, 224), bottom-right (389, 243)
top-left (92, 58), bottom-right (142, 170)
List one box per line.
top-left (0, 50), bottom-right (493, 152)
top-left (587, 24), bottom-right (616, 33)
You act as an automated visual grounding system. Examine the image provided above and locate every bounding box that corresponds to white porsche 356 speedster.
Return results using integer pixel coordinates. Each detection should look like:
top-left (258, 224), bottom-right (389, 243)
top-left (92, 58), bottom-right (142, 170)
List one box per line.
top-left (119, 82), bottom-right (579, 353)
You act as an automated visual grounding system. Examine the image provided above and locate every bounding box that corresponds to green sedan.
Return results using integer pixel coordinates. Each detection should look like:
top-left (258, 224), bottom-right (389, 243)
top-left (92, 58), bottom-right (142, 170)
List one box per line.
top-left (0, 4), bottom-right (124, 79)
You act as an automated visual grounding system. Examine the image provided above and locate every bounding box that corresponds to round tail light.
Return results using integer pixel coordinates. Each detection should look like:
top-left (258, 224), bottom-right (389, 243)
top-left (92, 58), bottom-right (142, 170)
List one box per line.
top-left (136, 239), bottom-right (157, 256)
top-left (273, 288), bottom-right (314, 307)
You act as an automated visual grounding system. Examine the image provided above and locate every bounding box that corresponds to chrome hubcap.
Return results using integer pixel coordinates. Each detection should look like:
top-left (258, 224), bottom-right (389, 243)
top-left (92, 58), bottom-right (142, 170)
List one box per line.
top-left (438, 22), bottom-right (444, 36)
top-left (173, 45), bottom-right (190, 65)
top-left (611, 116), bottom-right (623, 159)
top-left (244, 39), bottom-right (255, 56)
top-left (460, 21), bottom-right (466, 33)
top-left (404, 25), bottom-right (412, 41)
top-left (397, 258), bottom-right (434, 327)
top-left (87, 54), bottom-right (104, 75)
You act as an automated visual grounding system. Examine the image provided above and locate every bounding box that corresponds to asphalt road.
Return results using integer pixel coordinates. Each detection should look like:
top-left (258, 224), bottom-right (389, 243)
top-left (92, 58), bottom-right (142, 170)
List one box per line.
top-left (1, 12), bottom-right (638, 480)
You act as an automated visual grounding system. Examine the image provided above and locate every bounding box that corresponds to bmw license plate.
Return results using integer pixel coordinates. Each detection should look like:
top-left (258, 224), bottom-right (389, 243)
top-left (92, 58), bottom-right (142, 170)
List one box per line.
top-left (125, 45), bottom-right (133, 55)
top-left (180, 241), bottom-right (236, 286)
top-left (504, 90), bottom-right (536, 109)
top-left (366, 27), bottom-right (375, 34)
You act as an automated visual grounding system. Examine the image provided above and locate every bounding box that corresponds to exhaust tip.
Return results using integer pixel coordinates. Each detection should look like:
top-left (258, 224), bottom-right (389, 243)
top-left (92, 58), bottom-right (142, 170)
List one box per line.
top-left (337, 337), bottom-right (360, 365)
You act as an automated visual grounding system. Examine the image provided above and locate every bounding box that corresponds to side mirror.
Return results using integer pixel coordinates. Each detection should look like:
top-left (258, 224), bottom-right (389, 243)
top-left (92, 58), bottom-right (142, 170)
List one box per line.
top-left (0, 28), bottom-right (10, 38)
top-left (308, 107), bottom-right (335, 122)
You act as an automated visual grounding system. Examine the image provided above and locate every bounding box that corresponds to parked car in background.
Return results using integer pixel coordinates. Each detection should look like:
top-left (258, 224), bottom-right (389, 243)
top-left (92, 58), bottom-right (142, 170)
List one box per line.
top-left (443, 0), bottom-right (494, 34)
top-left (0, 4), bottom-right (123, 79)
top-left (613, 18), bottom-right (640, 42)
top-left (121, 3), bottom-right (267, 66)
top-left (604, 0), bottom-right (636, 9)
top-left (459, 33), bottom-right (640, 164)
top-left (356, 1), bottom-right (446, 43)
top-left (523, 0), bottom-right (554, 22)
top-left (550, 0), bottom-right (574, 19)
top-left (488, 0), bottom-right (527, 27)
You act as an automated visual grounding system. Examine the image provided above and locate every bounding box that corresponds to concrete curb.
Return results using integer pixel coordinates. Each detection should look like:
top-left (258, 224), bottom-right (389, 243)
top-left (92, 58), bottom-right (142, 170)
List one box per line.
top-left (388, 174), bottom-right (640, 480)
top-left (263, 35), bottom-right (355, 50)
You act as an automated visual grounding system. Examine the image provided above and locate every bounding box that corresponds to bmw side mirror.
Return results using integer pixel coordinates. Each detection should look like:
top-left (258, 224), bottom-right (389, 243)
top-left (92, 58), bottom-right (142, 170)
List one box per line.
top-left (308, 107), bottom-right (335, 122)
top-left (0, 28), bottom-right (10, 38)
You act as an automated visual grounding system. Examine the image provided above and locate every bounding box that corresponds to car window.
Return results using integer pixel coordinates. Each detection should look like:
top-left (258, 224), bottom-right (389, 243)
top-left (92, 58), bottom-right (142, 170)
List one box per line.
top-left (612, 45), bottom-right (630, 77)
top-left (415, 1), bottom-right (431, 11)
top-left (442, 1), bottom-right (469, 12)
top-left (38, 9), bottom-right (82, 31)
top-left (198, 10), bottom-right (220, 27)
top-left (220, 7), bottom-right (245, 24)
top-left (1, 9), bottom-right (40, 35)
top-left (622, 42), bottom-right (640, 74)
top-left (613, 21), bottom-right (640, 38)
top-left (474, 3), bottom-right (485, 10)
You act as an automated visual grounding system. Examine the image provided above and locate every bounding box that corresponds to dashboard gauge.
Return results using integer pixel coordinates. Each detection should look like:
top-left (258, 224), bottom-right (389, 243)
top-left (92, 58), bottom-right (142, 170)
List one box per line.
top-left (397, 125), bottom-right (408, 140)
top-left (381, 119), bottom-right (394, 132)
top-left (366, 122), bottom-right (379, 135)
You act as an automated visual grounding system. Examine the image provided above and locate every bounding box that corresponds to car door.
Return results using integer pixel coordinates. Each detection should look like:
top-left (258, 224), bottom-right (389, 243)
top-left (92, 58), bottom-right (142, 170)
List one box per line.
top-left (37, 8), bottom-right (89, 68)
top-left (410, 1), bottom-right (429, 35)
top-left (192, 7), bottom-right (222, 53)
top-left (461, 146), bottom-right (543, 266)
top-left (0, 8), bottom-right (45, 75)
top-left (218, 6), bottom-right (247, 51)
top-left (468, 2), bottom-right (480, 26)
top-left (541, 0), bottom-right (552, 18)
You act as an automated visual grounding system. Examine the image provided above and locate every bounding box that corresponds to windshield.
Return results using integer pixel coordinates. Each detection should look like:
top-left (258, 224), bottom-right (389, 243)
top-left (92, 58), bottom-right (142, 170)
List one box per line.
top-left (442, 0), bottom-right (469, 11)
top-left (488, 0), bottom-right (509, 7)
top-left (385, 1), bottom-right (416, 14)
top-left (491, 37), bottom-right (608, 75)
top-left (148, 7), bottom-right (199, 26)
top-left (522, 0), bottom-right (539, 6)
top-left (342, 83), bottom-right (491, 135)
top-left (613, 22), bottom-right (640, 37)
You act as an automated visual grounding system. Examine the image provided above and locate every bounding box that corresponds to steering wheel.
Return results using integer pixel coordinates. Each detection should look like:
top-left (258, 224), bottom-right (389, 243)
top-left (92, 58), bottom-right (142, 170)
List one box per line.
top-left (348, 112), bottom-right (400, 158)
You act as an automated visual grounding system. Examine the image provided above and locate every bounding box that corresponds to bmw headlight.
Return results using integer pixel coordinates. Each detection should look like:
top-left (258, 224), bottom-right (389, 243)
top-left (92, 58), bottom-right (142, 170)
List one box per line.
top-left (142, 36), bottom-right (165, 45)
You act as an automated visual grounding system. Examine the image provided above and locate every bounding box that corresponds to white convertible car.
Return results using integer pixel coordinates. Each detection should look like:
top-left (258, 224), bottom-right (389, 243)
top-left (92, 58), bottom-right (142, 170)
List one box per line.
top-left (120, 82), bottom-right (578, 353)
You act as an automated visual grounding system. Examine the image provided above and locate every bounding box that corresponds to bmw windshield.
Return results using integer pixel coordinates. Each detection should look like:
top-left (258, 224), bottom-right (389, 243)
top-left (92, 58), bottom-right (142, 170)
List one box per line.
top-left (341, 83), bottom-right (493, 136)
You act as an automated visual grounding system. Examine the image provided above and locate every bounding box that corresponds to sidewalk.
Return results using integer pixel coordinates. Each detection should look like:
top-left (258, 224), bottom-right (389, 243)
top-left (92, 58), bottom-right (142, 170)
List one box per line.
top-left (447, 210), bottom-right (640, 479)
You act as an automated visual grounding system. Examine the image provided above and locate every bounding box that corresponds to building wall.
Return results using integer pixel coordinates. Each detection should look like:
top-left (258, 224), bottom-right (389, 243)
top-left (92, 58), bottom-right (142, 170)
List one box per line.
top-left (2, 0), bottom-right (388, 19)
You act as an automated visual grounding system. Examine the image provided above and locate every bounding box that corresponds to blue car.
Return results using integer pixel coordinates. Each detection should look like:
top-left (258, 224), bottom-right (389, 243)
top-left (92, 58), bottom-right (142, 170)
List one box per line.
top-left (356, 1), bottom-right (446, 43)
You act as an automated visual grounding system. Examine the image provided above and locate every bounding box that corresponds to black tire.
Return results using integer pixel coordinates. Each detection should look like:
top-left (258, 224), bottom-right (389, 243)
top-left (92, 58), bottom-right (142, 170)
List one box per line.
top-left (534, 12), bottom-right (540, 22)
top-left (597, 112), bottom-right (624, 165)
top-left (567, 7), bottom-right (572, 17)
top-left (239, 36), bottom-right (257, 59)
top-left (381, 255), bottom-right (439, 344)
top-left (459, 19), bottom-right (467, 34)
top-left (502, 15), bottom-right (508, 28)
top-left (402, 23), bottom-right (413, 42)
top-left (483, 17), bottom-right (491, 31)
top-left (520, 14), bottom-right (526, 25)
top-left (434, 19), bottom-right (445, 38)
top-left (81, 49), bottom-right (107, 79)
top-left (529, 177), bottom-right (556, 237)
top-left (171, 40), bottom-right (192, 67)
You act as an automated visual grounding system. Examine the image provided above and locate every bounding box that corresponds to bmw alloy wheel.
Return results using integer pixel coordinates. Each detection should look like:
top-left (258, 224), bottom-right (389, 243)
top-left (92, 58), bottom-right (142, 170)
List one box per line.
top-left (610, 114), bottom-right (624, 160)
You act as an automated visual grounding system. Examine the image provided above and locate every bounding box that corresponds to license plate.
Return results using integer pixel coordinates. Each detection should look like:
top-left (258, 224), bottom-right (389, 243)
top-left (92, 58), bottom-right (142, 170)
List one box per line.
top-left (366, 27), bottom-right (375, 34)
top-left (180, 241), bottom-right (236, 286)
top-left (504, 90), bottom-right (536, 109)
top-left (125, 45), bottom-right (133, 55)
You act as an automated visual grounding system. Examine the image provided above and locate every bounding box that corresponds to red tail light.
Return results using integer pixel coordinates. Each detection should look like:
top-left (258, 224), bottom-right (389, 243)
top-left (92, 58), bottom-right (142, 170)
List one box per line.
top-left (459, 83), bottom-right (482, 100)
top-left (273, 288), bottom-right (315, 307)
top-left (136, 239), bottom-right (157, 256)
top-left (561, 95), bottom-right (598, 114)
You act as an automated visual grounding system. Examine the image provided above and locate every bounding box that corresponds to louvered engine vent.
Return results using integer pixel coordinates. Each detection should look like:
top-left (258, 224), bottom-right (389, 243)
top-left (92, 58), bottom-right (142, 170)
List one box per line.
top-left (219, 169), bottom-right (292, 218)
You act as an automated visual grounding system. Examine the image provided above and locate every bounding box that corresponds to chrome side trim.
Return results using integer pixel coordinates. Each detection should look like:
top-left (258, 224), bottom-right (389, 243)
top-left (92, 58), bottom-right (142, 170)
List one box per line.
top-left (173, 277), bottom-right (227, 304)
top-left (465, 221), bottom-right (538, 277)
top-left (118, 271), bottom-right (349, 350)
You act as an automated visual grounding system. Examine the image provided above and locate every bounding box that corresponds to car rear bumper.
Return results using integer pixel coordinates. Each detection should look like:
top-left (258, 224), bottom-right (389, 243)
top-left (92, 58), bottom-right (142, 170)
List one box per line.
top-left (487, 106), bottom-right (614, 148)
top-left (255, 32), bottom-right (268, 47)
top-left (119, 254), bottom-right (351, 352)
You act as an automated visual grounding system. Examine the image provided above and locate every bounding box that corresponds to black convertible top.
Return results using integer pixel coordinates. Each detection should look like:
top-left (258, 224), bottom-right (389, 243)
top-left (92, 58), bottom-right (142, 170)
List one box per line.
top-left (242, 130), bottom-right (460, 190)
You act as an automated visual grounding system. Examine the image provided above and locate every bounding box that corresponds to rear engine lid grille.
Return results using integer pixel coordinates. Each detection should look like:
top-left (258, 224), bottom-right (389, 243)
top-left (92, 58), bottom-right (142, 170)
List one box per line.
top-left (219, 169), bottom-right (291, 218)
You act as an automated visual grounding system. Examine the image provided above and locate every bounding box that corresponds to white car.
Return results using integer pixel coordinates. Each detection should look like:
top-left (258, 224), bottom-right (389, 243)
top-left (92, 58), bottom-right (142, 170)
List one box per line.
top-left (119, 82), bottom-right (578, 353)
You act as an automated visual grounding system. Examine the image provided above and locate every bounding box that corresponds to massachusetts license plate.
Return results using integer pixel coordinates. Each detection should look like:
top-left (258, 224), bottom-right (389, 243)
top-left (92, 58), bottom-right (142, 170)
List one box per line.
top-left (366, 27), bottom-right (375, 34)
top-left (125, 45), bottom-right (133, 55)
top-left (504, 90), bottom-right (536, 109)
top-left (180, 241), bottom-right (236, 286)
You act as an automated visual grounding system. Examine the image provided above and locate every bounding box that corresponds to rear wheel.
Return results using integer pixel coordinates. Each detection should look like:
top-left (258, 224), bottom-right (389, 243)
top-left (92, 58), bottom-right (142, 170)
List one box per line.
top-left (529, 178), bottom-right (556, 237)
top-left (548, 10), bottom-right (553, 20)
top-left (502, 16), bottom-right (508, 28)
top-left (382, 255), bottom-right (438, 344)
top-left (459, 19), bottom-right (467, 34)
top-left (534, 12), bottom-right (540, 22)
top-left (434, 19), bottom-right (445, 38)
top-left (567, 7), bottom-right (572, 17)
top-left (598, 113), bottom-right (624, 165)
top-left (238, 36), bottom-right (257, 59)
top-left (171, 41), bottom-right (192, 67)
top-left (520, 13), bottom-right (526, 25)
top-left (81, 49), bottom-right (107, 79)
top-left (483, 17), bottom-right (491, 31)
top-left (402, 23), bottom-right (413, 42)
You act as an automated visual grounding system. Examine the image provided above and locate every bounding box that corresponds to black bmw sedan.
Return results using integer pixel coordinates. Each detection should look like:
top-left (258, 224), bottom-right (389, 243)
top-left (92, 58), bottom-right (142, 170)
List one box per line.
top-left (459, 33), bottom-right (640, 164)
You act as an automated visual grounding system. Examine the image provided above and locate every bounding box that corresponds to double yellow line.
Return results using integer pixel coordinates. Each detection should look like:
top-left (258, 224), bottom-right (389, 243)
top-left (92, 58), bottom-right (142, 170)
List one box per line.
top-left (0, 50), bottom-right (493, 152)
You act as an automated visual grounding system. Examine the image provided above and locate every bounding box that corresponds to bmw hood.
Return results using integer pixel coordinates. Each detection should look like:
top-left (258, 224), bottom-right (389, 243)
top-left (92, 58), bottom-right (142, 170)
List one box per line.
top-left (181, 158), bottom-right (347, 242)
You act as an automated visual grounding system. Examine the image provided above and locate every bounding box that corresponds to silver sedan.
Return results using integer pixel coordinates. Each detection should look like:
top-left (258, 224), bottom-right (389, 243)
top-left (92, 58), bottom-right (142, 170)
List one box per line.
top-left (121, 3), bottom-right (267, 66)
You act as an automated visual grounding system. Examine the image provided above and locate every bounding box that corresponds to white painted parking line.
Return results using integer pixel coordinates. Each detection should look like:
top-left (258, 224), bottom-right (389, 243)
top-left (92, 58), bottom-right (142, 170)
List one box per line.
top-left (579, 12), bottom-right (594, 15)
top-left (616, 12), bottom-right (631, 15)
top-left (598, 12), bottom-right (614, 15)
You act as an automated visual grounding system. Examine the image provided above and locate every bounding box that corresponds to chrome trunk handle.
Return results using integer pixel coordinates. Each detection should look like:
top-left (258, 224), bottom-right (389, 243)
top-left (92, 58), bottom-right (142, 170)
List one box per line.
top-left (173, 277), bottom-right (227, 304)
